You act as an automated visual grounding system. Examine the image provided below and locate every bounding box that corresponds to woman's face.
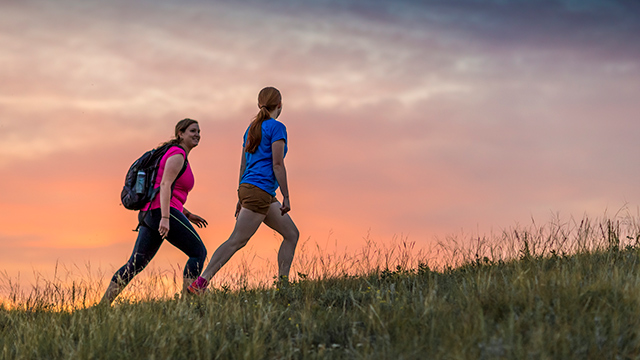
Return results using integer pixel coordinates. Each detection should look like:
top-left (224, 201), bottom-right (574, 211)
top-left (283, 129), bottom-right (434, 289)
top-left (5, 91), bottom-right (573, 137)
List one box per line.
top-left (180, 123), bottom-right (200, 149)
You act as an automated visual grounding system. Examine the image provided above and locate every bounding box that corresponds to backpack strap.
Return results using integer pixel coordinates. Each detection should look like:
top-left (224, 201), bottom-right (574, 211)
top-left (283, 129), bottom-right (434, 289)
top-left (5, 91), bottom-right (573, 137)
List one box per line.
top-left (171, 144), bottom-right (189, 195)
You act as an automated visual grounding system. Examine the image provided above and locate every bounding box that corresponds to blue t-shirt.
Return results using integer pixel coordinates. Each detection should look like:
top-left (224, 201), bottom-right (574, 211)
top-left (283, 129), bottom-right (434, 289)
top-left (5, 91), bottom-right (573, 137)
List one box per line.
top-left (241, 118), bottom-right (288, 196)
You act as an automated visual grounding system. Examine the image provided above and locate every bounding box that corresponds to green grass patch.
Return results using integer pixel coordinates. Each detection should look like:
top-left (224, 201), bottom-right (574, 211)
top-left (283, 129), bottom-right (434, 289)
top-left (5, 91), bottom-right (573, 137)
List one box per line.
top-left (2, 214), bottom-right (640, 359)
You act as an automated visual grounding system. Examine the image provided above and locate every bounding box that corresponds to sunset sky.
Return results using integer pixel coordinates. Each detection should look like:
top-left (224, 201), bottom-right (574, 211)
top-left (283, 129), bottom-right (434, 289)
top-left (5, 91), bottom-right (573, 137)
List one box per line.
top-left (1, 0), bottom-right (639, 288)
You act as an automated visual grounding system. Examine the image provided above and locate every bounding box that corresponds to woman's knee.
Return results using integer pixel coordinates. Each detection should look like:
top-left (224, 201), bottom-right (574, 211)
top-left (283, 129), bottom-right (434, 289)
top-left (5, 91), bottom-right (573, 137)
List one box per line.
top-left (284, 225), bottom-right (300, 243)
top-left (196, 243), bottom-right (207, 262)
top-left (228, 235), bottom-right (250, 250)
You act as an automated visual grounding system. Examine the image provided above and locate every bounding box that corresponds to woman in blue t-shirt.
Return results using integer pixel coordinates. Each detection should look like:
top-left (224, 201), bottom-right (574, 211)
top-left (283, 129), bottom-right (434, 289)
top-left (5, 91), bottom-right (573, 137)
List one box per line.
top-left (189, 87), bottom-right (299, 293)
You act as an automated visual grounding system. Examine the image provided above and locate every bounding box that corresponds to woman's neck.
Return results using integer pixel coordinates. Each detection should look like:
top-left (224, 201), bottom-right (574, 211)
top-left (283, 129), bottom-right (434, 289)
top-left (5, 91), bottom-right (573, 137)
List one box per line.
top-left (180, 143), bottom-right (192, 156)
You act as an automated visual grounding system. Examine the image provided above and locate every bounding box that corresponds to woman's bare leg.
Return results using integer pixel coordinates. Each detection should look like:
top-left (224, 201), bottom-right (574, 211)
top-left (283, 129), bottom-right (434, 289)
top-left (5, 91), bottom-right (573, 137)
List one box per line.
top-left (200, 207), bottom-right (266, 281)
top-left (263, 202), bottom-right (300, 278)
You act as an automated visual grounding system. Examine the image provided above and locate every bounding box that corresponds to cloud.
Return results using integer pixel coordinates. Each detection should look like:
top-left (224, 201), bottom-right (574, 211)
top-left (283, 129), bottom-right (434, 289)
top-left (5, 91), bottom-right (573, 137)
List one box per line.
top-left (1, 0), bottom-right (640, 290)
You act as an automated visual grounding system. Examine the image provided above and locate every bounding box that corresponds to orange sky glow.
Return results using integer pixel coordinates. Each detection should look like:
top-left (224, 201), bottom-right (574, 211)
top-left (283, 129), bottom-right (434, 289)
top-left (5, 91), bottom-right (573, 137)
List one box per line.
top-left (1, 0), bottom-right (640, 295)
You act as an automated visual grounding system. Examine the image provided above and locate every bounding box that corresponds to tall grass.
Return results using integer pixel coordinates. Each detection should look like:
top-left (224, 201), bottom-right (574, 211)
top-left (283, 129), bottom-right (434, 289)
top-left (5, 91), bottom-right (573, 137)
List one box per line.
top-left (2, 212), bottom-right (640, 359)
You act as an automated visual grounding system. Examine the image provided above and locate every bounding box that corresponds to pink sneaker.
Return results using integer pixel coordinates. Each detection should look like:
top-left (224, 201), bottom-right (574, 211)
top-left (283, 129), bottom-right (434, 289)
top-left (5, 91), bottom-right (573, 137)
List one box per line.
top-left (187, 276), bottom-right (209, 295)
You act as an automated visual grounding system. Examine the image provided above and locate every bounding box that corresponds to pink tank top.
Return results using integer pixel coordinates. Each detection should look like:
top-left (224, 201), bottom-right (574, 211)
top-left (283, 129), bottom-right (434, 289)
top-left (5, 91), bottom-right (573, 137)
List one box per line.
top-left (142, 146), bottom-right (194, 212)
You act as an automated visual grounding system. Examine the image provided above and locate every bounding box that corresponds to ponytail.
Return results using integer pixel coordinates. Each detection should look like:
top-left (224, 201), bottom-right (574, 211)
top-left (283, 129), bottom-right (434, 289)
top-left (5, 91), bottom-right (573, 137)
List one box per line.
top-left (245, 87), bottom-right (281, 154)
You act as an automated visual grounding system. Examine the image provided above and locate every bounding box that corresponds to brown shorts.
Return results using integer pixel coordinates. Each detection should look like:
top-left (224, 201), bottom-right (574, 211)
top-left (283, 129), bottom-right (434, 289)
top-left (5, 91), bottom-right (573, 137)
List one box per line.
top-left (238, 183), bottom-right (277, 215)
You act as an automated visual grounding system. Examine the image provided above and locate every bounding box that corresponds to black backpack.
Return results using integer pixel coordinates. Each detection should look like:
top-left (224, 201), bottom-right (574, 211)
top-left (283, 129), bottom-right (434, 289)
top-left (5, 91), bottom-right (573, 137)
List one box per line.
top-left (121, 143), bottom-right (188, 211)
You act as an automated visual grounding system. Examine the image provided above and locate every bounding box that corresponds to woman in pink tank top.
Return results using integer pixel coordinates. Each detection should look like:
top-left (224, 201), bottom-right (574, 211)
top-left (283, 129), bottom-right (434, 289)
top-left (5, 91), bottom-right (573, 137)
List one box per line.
top-left (101, 119), bottom-right (208, 305)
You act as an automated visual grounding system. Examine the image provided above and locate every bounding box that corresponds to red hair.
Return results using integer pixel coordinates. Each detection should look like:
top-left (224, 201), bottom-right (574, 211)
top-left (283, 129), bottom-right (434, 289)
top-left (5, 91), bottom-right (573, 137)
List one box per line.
top-left (245, 87), bottom-right (281, 154)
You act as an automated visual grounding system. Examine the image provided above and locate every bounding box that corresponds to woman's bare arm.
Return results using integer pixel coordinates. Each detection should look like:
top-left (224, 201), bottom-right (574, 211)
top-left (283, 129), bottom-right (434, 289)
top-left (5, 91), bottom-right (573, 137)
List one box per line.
top-left (272, 140), bottom-right (290, 215)
top-left (157, 154), bottom-right (184, 237)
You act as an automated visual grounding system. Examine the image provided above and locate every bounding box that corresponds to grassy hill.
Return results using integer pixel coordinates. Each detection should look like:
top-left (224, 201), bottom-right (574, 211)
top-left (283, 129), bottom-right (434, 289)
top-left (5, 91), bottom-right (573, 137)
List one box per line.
top-left (1, 216), bottom-right (640, 359)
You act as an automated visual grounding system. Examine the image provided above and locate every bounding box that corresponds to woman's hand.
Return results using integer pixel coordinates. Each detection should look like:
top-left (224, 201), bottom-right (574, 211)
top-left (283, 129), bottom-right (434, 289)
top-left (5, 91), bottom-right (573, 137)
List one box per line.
top-left (280, 197), bottom-right (290, 215)
top-left (159, 217), bottom-right (170, 238)
top-left (187, 213), bottom-right (208, 228)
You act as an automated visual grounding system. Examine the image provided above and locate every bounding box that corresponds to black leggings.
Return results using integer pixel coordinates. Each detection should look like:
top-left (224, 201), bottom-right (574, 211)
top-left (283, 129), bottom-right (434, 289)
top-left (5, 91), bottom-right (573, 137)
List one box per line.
top-left (111, 208), bottom-right (207, 286)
